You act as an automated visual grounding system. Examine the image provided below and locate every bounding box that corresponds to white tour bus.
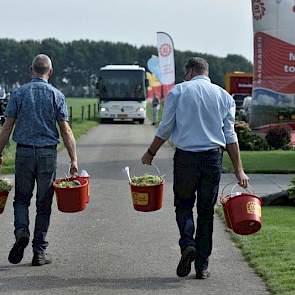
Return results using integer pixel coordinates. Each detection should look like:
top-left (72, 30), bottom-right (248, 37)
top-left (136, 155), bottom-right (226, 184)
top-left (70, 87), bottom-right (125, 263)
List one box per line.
top-left (97, 65), bottom-right (148, 124)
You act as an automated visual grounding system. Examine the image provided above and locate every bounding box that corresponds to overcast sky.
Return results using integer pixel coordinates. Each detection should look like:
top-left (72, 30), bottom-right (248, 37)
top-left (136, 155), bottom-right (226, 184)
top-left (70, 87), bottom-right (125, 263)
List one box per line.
top-left (0, 0), bottom-right (254, 61)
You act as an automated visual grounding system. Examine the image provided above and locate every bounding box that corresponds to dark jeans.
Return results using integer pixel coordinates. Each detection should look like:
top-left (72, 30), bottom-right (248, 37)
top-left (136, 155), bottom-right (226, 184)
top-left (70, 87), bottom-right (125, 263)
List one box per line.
top-left (14, 145), bottom-right (57, 254)
top-left (173, 148), bottom-right (222, 270)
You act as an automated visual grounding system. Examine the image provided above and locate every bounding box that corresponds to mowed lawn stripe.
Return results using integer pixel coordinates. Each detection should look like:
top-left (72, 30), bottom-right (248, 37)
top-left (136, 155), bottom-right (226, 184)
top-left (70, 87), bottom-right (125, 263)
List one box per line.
top-left (220, 207), bottom-right (295, 295)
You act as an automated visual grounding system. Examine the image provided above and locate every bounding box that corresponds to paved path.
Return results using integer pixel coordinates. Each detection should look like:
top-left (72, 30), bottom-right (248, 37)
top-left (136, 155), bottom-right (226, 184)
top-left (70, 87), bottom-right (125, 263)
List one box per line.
top-left (0, 122), bottom-right (293, 294)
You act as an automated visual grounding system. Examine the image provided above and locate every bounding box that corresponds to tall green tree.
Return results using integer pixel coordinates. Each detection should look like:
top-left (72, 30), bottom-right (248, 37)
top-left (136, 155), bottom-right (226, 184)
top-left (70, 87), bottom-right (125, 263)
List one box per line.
top-left (0, 38), bottom-right (253, 96)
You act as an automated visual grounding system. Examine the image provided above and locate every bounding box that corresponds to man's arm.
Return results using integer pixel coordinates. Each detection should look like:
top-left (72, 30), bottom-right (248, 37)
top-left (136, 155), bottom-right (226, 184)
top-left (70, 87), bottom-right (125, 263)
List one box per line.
top-left (142, 136), bottom-right (166, 165)
top-left (0, 118), bottom-right (16, 165)
top-left (226, 142), bottom-right (249, 188)
top-left (223, 95), bottom-right (249, 188)
top-left (58, 120), bottom-right (78, 176)
top-left (142, 87), bottom-right (178, 165)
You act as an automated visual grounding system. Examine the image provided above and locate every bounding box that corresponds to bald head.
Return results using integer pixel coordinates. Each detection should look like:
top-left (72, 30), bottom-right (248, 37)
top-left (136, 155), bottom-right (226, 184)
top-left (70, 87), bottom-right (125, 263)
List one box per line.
top-left (32, 54), bottom-right (52, 76)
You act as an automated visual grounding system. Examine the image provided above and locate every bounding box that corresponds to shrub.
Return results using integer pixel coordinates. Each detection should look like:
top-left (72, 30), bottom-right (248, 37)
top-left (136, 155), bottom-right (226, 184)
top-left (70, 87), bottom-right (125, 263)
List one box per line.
top-left (234, 121), bottom-right (252, 150)
top-left (265, 127), bottom-right (291, 149)
top-left (234, 121), bottom-right (269, 151)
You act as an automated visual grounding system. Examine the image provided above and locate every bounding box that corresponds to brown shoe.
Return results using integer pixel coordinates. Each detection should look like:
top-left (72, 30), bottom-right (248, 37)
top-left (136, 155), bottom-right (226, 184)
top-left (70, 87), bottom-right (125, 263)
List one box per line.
top-left (176, 246), bottom-right (197, 277)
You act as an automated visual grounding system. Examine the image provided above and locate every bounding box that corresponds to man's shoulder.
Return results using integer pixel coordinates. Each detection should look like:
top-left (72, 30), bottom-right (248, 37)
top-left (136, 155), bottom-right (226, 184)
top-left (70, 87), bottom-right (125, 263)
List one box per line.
top-left (209, 82), bottom-right (231, 97)
top-left (48, 83), bottom-right (65, 97)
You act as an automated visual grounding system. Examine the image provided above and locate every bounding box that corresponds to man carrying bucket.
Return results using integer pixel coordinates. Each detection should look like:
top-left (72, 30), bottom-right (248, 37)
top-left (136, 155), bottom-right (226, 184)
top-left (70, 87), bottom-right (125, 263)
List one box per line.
top-left (0, 54), bottom-right (78, 266)
top-left (142, 57), bottom-right (249, 279)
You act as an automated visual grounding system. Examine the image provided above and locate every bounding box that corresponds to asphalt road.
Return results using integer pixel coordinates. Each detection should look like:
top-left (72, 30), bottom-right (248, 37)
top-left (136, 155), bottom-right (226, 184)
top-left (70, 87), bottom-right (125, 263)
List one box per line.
top-left (0, 122), bottom-right (272, 295)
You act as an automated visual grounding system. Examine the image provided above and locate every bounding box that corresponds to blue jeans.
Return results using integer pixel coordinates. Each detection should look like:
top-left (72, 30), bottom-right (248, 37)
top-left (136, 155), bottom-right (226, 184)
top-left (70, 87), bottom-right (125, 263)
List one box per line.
top-left (14, 145), bottom-right (57, 254)
top-left (173, 148), bottom-right (222, 270)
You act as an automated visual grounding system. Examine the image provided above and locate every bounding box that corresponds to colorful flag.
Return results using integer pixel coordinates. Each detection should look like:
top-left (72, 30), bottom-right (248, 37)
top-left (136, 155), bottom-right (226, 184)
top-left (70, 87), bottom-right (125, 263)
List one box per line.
top-left (147, 55), bottom-right (161, 82)
top-left (156, 32), bottom-right (175, 97)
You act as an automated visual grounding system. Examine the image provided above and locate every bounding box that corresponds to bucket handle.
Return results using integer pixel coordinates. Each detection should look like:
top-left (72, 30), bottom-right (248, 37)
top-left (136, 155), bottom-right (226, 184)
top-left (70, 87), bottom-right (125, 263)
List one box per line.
top-left (151, 163), bottom-right (161, 176)
top-left (144, 163), bottom-right (165, 178)
top-left (220, 182), bottom-right (257, 204)
top-left (65, 164), bottom-right (79, 180)
top-left (221, 182), bottom-right (255, 196)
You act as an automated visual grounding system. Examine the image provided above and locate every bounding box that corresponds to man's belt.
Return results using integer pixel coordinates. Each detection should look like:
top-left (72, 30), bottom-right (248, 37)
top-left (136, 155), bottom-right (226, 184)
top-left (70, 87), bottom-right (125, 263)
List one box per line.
top-left (176, 147), bottom-right (223, 154)
top-left (17, 144), bottom-right (57, 149)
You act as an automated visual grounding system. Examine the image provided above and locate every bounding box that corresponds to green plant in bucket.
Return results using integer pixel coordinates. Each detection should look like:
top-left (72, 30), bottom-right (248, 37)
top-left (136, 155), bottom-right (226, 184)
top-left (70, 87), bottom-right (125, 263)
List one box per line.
top-left (57, 179), bottom-right (81, 188)
top-left (0, 178), bottom-right (13, 192)
top-left (131, 174), bottom-right (163, 186)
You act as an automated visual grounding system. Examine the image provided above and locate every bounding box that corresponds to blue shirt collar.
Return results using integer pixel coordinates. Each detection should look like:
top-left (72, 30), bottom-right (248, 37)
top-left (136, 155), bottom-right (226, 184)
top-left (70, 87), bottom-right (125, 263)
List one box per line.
top-left (31, 77), bottom-right (48, 83)
top-left (191, 75), bottom-right (211, 82)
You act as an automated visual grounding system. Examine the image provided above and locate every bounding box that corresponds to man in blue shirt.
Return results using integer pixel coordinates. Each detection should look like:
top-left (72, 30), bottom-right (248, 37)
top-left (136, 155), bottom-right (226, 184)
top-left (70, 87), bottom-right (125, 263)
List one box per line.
top-left (0, 54), bottom-right (78, 266)
top-left (142, 57), bottom-right (249, 279)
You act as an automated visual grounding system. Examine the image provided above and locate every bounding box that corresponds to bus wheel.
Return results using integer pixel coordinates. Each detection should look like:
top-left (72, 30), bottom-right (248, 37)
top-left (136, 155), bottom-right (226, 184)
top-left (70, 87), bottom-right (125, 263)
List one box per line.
top-left (138, 119), bottom-right (145, 124)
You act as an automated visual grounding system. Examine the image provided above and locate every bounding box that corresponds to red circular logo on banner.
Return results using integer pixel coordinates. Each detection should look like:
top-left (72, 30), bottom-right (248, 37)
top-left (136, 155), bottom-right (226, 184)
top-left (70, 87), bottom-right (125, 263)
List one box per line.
top-left (252, 0), bottom-right (266, 20)
top-left (159, 43), bottom-right (172, 57)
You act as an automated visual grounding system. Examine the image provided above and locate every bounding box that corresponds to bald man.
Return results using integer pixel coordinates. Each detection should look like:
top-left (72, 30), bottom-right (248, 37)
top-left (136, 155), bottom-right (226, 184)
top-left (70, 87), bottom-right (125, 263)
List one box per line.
top-left (0, 54), bottom-right (78, 266)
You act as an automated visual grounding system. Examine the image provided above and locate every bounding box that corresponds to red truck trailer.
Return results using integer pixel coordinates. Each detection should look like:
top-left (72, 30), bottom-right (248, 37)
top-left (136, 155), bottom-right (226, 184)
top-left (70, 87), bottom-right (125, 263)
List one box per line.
top-left (224, 72), bottom-right (253, 110)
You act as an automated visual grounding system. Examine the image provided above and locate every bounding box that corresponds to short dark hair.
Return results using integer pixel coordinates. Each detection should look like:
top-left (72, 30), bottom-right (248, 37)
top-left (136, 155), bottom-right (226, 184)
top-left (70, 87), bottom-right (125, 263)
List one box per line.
top-left (185, 57), bottom-right (209, 75)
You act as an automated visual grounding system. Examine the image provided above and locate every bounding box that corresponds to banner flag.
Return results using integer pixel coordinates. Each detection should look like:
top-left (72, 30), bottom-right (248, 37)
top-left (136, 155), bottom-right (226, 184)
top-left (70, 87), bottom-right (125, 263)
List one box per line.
top-left (156, 32), bottom-right (175, 97)
top-left (147, 55), bottom-right (162, 82)
top-left (251, 0), bottom-right (295, 129)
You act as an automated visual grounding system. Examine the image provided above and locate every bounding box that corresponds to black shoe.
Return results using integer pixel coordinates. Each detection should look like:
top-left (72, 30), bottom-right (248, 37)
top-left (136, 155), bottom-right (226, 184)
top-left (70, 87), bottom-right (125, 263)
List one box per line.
top-left (8, 235), bottom-right (29, 264)
top-left (176, 246), bottom-right (197, 277)
top-left (32, 252), bottom-right (52, 266)
top-left (195, 269), bottom-right (210, 279)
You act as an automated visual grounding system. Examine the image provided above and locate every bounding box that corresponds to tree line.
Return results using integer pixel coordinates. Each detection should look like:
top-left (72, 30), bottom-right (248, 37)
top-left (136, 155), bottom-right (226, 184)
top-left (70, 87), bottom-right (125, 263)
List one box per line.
top-left (0, 38), bottom-right (252, 97)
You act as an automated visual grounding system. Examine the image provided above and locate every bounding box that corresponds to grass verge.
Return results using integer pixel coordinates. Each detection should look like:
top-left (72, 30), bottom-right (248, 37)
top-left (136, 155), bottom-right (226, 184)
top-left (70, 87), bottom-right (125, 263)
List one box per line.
top-left (223, 151), bottom-right (295, 174)
top-left (216, 206), bottom-right (295, 295)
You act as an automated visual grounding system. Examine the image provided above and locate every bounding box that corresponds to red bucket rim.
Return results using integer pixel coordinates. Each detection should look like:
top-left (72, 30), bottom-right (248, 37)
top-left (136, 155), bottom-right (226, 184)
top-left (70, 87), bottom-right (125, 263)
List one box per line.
top-left (53, 177), bottom-right (88, 190)
top-left (224, 192), bottom-right (262, 203)
top-left (129, 180), bottom-right (164, 188)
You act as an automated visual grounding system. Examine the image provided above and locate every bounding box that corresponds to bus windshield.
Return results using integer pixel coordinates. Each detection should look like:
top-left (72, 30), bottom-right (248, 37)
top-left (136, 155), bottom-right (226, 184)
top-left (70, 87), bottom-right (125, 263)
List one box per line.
top-left (99, 70), bottom-right (145, 101)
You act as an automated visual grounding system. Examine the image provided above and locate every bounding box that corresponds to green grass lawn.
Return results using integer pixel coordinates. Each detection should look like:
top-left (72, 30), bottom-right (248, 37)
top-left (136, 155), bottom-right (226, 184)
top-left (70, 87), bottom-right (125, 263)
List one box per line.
top-left (223, 150), bottom-right (295, 173)
top-left (1, 97), bottom-right (98, 174)
top-left (67, 97), bottom-right (98, 119)
top-left (217, 206), bottom-right (295, 295)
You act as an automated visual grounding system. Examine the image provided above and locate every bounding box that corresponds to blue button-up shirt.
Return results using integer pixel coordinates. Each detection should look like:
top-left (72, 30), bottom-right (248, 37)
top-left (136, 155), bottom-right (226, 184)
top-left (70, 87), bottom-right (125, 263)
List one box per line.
top-left (156, 75), bottom-right (238, 152)
top-left (5, 77), bottom-right (68, 146)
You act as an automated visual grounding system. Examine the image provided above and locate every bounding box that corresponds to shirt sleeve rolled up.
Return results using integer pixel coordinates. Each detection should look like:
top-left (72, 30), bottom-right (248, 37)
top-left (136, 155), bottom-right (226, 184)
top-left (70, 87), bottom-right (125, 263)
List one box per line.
top-left (223, 98), bottom-right (238, 144)
top-left (155, 87), bottom-right (178, 140)
top-left (56, 92), bottom-right (69, 121)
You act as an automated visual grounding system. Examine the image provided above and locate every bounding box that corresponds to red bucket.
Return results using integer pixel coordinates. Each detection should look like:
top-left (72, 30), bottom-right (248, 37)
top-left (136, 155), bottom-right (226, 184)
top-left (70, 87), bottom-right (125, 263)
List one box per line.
top-left (130, 182), bottom-right (164, 212)
top-left (0, 191), bottom-right (9, 214)
top-left (53, 177), bottom-right (88, 213)
top-left (220, 184), bottom-right (262, 235)
top-left (220, 196), bottom-right (232, 229)
top-left (76, 176), bottom-right (90, 203)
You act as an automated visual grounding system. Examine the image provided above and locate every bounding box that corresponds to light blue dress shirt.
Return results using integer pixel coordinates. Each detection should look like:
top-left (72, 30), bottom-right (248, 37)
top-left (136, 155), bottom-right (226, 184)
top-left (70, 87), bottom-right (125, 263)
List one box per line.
top-left (156, 75), bottom-right (238, 152)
